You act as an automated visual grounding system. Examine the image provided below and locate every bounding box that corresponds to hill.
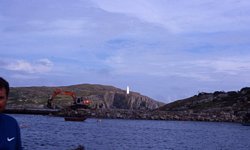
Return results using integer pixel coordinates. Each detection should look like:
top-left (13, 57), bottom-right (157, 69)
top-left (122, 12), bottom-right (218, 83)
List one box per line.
top-left (157, 87), bottom-right (250, 122)
top-left (7, 84), bottom-right (164, 110)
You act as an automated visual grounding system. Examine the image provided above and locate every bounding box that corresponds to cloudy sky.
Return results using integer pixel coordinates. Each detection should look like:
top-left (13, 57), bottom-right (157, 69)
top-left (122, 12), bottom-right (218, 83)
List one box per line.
top-left (1, 0), bottom-right (250, 103)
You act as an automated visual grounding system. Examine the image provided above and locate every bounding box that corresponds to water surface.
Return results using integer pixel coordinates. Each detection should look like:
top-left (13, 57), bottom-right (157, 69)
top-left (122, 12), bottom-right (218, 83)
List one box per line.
top-left (11, 114), bottom-right (250, 150)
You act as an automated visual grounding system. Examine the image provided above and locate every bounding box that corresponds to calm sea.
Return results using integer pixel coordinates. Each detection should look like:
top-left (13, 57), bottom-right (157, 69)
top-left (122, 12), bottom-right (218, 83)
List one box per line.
top-left (10, 114), bottom-right (250, 150)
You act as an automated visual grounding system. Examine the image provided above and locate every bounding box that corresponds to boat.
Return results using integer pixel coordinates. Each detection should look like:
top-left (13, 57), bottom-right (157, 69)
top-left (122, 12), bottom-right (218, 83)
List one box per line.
top-left (242, 122), bottom-right (250, 126)
top-left (64, 116), bottom-right (87, 122)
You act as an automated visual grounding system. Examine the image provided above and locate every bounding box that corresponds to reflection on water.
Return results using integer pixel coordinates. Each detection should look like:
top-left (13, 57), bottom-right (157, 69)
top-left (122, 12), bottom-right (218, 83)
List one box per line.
top-left (11, 114), bottom-right (250, 150)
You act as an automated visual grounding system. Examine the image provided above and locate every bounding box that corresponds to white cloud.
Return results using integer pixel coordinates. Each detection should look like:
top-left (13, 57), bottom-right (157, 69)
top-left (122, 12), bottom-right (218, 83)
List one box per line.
top-left (105, 49), bottom-right (250, 82)
top-left (26, 19), bottom-right (88, 36)
top-left (1, 58), bottom-right (53, 73)
top-left (11, 74), bottom-right (40, 79)
top-left (93, 0), bottom-right (250, 33)
top-left (193, 58), bottom-right (250, 75)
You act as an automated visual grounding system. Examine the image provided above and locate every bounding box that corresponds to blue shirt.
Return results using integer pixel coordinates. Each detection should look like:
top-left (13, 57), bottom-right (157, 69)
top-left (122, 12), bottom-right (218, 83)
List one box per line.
top-left (0, 114), bottom-right (22, 150)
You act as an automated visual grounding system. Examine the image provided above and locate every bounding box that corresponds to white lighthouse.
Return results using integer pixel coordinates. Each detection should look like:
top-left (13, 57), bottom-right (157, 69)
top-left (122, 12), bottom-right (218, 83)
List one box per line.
top-left (126, 86), bottom-right (130, 94)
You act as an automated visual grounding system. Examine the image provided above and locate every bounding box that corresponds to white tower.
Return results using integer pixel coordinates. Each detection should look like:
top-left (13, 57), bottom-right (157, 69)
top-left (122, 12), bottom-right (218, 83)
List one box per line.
top-left (126, 86), bottom-right (130, 94)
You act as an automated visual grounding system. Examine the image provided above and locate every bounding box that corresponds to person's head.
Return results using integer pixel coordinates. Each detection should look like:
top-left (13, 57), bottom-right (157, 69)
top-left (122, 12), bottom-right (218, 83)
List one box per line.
top-left (0, 77), bottom-right (9, 112)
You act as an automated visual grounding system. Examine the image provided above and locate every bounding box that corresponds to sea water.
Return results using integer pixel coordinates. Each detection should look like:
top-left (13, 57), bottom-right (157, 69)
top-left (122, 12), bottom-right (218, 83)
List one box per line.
top-left (10, 114), bottom-right (250, 150)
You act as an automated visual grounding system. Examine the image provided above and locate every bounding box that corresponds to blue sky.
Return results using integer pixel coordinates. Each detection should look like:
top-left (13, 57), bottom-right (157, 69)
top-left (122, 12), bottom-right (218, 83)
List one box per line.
top-left (1, 0), bottom-right (250, 103)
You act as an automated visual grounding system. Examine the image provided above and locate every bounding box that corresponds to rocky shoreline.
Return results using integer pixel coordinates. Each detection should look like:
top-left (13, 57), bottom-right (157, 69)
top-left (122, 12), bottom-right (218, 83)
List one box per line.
top-left (84, 109), bottom-right (243, 122)
top-left (4, 108), bottom-right (245, 123)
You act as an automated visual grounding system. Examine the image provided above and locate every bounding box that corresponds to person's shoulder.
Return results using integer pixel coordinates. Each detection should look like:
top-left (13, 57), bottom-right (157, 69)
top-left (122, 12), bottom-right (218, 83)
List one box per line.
top-left (0, 114), bottom-right (18, 124)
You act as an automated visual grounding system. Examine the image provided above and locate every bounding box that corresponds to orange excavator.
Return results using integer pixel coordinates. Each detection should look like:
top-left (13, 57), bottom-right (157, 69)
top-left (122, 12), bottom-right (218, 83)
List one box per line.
top-left (47, 89), bottom-right (92, 110)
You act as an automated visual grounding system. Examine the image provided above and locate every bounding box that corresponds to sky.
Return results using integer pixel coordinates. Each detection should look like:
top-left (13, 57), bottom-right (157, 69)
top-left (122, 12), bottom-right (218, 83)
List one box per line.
top-left (1, 0), bottom-right (250, 103)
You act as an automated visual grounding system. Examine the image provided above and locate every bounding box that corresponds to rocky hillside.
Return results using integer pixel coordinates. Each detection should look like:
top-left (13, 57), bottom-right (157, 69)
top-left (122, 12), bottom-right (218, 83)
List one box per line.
top-left (7, 84), bottom-right (164, 110)
top-left (157, 87), bottom-right (250, 122)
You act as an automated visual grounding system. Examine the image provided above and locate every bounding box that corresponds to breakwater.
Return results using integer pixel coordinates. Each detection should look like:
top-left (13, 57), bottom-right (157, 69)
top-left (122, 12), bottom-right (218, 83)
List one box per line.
top-left (4, 108), bottom-right (59, 115)
top-left (86, 109), bottom-right (243, 122)
top-left (5, 108), bottom-right (245, 123)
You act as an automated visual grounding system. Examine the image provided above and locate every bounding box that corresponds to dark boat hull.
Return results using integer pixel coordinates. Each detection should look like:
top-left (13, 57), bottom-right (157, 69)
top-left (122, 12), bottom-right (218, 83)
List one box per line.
top-left (64, 117), bottom-right (87, 121)
top-left (242, 122), bottom-right (250, 126)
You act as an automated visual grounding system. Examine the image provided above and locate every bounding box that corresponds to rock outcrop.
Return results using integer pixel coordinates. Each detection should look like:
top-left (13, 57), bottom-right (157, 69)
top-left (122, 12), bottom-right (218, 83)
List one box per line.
top-left (157, 87), bottom-right (250, 122)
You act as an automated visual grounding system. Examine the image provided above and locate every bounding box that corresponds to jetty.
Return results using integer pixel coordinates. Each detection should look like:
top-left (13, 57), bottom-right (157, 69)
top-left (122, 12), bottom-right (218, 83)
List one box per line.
top-left (4, 108), bottom-right (60, 115)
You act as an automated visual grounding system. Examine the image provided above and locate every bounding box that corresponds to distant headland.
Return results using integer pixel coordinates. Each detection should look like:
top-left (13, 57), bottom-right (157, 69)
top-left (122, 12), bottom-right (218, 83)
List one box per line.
top-left (4, 84), bottom-right (250, 123)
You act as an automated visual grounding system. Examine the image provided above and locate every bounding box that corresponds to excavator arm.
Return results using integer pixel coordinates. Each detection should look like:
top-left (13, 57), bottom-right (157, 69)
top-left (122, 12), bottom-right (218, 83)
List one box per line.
top-left (47, 88), bottom-right (92, 109)
top-left (47, 89), bottom-right (77, 108)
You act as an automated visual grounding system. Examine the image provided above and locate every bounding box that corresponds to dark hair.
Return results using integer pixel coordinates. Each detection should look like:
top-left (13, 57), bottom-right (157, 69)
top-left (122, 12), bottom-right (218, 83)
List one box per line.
top-left (0, 77), bottom-right (9, 96)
